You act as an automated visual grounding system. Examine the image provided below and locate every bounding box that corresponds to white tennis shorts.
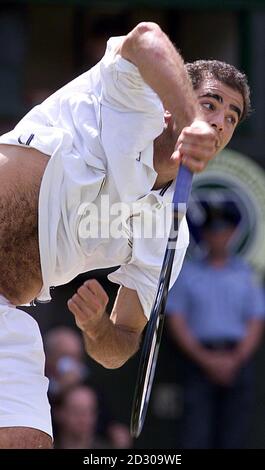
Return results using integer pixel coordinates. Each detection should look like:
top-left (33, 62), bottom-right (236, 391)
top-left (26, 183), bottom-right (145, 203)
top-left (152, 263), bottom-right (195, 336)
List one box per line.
top-left (0, 296), bottom-right (52, 437)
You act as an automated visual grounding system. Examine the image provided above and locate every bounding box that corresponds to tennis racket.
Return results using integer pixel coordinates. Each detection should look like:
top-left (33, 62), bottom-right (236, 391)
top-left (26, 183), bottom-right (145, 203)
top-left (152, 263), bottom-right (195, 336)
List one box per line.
top-left (130, 165), bottom-right (193, 438)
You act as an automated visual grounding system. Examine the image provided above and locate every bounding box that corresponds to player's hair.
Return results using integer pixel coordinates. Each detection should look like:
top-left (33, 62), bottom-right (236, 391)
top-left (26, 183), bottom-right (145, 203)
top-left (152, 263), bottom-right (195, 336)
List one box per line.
top-left (185, 60), bottom-right (251, 122)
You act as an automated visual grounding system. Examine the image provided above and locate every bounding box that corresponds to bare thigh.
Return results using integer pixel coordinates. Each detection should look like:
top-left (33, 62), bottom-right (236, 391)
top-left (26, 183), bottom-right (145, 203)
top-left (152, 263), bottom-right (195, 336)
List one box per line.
top-left (0, 427), bottom-right (53, 449)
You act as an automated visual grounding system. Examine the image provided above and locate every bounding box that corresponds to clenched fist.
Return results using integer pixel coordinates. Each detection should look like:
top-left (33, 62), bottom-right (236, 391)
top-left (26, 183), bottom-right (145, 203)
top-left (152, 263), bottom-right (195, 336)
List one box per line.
top-left (176, 119), bottom-right (219, 173)
top-left (68, 279), bottom-right (109, 339)
top-left (153, 118), bottom-right (219, 189)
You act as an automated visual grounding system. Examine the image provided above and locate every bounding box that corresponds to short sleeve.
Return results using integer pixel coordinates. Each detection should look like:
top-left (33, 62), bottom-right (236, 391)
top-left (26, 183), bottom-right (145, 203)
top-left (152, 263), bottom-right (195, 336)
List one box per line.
top-left (100, 36), bottom-right (165, 116)
top-left (99, 37), bottom-right (165, 202)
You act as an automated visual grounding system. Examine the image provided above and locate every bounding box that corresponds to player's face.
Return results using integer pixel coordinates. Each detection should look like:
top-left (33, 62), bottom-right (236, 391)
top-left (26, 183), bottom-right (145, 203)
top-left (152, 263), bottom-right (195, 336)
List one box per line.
top-left (195, 78), bottom-right (244, 152)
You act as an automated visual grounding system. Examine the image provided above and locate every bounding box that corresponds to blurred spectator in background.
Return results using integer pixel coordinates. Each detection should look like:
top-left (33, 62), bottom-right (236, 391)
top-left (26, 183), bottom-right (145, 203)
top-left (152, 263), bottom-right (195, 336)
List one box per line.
top-left (53, 384), bottom-right (133, 449)
top-left (166, 206), bottom-right (265, 448)
top-left (44, 326), bottom-right (89, 400)
top-left (53, 384), bottom-right (110, 449)
top-left (44, 326), bottom-right (132, 448)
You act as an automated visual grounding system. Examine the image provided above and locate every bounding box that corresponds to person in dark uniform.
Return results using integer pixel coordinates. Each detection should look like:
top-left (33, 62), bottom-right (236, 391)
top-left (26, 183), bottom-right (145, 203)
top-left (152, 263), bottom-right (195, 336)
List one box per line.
top-left (166, 207), bottom-right (265, 448)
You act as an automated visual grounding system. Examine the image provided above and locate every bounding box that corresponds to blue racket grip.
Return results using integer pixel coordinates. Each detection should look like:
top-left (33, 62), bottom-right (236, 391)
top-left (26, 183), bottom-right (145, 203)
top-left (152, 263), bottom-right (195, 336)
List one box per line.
top-left (172, 165), bottom-right (193, 209)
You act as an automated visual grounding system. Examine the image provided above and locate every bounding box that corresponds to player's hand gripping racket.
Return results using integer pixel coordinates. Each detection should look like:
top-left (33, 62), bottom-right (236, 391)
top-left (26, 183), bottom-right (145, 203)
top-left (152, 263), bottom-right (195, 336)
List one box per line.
top-left (130, 165), bottom-right (193, 438)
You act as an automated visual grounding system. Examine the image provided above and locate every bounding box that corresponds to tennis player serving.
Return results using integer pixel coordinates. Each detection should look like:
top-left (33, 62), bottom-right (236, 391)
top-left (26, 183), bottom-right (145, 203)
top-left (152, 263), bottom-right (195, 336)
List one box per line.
top-left (0, 22), bottom-right (249, 448)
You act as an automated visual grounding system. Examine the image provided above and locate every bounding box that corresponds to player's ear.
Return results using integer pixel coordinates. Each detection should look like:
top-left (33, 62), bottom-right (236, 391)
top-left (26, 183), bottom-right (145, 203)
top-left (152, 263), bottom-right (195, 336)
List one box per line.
top-left (164, 110), bottom-right (172, 124)
top-left (163, 110), bottom-right (172, 130)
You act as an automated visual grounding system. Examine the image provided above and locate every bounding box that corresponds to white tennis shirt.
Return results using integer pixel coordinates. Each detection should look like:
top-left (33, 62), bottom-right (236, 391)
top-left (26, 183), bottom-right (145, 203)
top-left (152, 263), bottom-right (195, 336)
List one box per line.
top-left (0, 36), bottom-right (189, 318)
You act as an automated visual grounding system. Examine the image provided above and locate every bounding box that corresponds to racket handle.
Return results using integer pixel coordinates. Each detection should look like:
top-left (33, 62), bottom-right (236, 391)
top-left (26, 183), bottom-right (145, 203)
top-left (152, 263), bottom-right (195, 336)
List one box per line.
top-left (172, 165), bottom-right (193, 206)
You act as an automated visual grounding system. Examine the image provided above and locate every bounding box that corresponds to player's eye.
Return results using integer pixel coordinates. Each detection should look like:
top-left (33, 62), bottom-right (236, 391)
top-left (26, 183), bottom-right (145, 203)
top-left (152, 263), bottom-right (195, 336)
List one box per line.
top-left (201, 102), bottom-right (215, 111)
top-left (226, 115), bottom-right (237, 126)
